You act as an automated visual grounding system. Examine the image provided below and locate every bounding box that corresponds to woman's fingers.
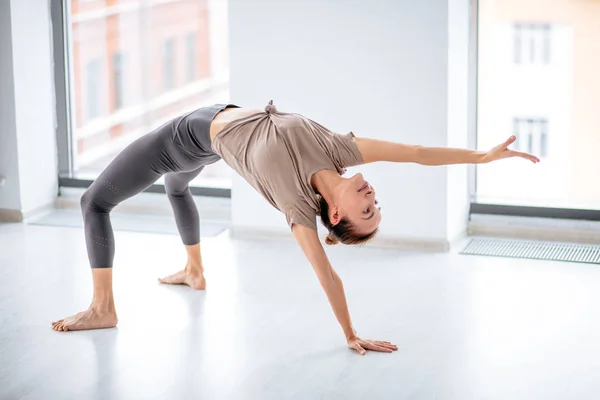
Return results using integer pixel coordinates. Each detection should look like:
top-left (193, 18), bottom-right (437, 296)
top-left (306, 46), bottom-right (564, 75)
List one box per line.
top-left (503, 135), bottom-right (517, 148)
top-left (502, 137), bottom-right (539, 163)
top-left (351, 342), bottom-right (366, 355)
top-left (370, 345), bottom-right (393, 353)
top-left (375, 341), bottom-right (398, 350)
top-left (361, 340), bottom-right (393, 353)
top-left (509, 150), bottom-right (540, 163)
top-left (349, 338), bottom-right (398, 355)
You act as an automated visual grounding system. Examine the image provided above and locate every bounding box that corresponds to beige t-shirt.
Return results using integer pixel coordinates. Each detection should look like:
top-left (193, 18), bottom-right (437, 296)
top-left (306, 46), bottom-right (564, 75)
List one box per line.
top-left (211, 103), bottom-right (364, 231)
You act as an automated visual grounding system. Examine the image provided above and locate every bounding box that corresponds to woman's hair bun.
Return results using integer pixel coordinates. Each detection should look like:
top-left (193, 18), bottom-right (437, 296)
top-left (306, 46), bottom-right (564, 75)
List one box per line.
top-left (325, 234), bottom-right (339, 245)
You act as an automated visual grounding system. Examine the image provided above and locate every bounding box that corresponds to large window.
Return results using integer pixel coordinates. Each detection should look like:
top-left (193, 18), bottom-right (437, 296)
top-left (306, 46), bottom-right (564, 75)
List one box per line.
top-left (476, 0), bottom-right (600, 211)
top-left (63, 0), bottom-right (231, 190)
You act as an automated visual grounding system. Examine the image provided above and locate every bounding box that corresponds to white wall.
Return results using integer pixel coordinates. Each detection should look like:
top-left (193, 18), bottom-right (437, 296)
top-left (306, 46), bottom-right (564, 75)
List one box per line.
top-left (228, 0), bottom-right (470, 247)
top-left (208, 0), bottom-right (230, 80)
top-left (446, 0), bottom-right (471, 241)
top-left (0, 0), bottom-right (21, 211)
top-left (0, 0), bottom-right (58, 219)
top-left (11, 0), bottom-right (59, 214)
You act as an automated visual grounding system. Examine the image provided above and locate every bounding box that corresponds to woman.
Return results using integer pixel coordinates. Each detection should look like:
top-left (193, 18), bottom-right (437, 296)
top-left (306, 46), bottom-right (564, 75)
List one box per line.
top-left (52, 101), bottom-right (539, 355)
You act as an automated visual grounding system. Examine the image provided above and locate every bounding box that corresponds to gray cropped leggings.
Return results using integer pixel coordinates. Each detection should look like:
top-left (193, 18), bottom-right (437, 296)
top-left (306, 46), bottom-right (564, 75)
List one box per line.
top-left (80, 104), bottom-right (237, 268)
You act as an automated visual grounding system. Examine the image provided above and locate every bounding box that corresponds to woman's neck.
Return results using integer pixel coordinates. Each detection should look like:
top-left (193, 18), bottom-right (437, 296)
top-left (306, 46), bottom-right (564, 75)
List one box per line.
top-left (312, 170), bottom-right (343, 204)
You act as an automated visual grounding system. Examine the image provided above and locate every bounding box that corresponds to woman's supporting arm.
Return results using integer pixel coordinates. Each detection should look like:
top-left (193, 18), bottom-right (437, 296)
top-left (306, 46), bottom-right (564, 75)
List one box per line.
top-left (292, 224), bottom-right (356, 340)
top-left (354, 135), bottom-right (539, 166)
top-left (291, 224), bottom-right (398, 355)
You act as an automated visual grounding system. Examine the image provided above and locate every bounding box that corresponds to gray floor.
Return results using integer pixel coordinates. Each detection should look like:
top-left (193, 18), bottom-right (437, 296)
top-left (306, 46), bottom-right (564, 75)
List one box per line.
top-left (1, 222), bottom-right (600, 400)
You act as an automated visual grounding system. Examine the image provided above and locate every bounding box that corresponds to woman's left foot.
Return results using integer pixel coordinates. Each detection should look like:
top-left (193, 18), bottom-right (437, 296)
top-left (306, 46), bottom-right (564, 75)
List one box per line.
top-left (52, 306), bottom-right (118, 332)
top-left (159, 269), bottom-right (206, 290)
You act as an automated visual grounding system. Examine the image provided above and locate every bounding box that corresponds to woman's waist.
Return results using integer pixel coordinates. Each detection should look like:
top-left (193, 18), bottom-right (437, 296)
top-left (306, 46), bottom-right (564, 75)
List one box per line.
top-left (210, 107), bottom-right (264, 141)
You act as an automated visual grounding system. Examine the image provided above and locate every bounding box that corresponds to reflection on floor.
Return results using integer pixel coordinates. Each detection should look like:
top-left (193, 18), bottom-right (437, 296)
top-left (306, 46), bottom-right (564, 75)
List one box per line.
top-left (28, 208), bottom-right (229, 238)
top-left (1, 222), bottom-right (599, 400)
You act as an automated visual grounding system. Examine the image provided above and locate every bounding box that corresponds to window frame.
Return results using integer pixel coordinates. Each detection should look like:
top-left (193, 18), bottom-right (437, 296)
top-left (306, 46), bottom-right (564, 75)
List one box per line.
top-left (51, 0), bottom-right (230, 198)
top-left (186, 32), bottom-right (197, 83)
top-left (112, 52), bottom-right (124, 110)
top-left (85, 58), bottom-right (102, 120)
top-left (163, 37), bottom-right (176, 91)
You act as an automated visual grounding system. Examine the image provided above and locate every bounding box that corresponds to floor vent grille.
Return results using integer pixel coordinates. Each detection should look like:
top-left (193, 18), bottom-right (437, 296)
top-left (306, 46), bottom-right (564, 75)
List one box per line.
top-left (460, 238), bottom-right (600, 264)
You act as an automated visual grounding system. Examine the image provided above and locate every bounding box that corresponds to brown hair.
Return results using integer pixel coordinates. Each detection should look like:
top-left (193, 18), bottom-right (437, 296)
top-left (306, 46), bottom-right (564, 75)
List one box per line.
top-left (318, 196), bottom-right (378, 245)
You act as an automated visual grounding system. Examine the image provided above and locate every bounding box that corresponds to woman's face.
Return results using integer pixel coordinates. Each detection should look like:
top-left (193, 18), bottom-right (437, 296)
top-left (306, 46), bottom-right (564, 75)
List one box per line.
top-left (332, 173), bottom-right (381, 234)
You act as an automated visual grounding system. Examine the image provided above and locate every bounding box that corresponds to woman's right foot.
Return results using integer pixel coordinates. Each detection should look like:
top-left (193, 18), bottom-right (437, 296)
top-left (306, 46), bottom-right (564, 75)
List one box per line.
top-left (158, 268), bottom-right (206, 290)
top-left (52, 307), bottom-right (118, 332)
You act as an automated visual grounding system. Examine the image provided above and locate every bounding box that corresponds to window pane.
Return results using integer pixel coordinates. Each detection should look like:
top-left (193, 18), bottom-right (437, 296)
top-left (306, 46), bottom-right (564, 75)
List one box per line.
top-left (513, 24), bottom-right (521, 64)
top-left (69, 0), bottom-right (231, 189)
top-left (476, 0), bottom-right (600, 210)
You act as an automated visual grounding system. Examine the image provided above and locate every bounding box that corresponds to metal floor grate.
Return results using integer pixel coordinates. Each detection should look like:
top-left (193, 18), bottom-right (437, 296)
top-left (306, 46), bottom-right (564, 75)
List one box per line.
top-left (460, 238), bottom-right (600, 264)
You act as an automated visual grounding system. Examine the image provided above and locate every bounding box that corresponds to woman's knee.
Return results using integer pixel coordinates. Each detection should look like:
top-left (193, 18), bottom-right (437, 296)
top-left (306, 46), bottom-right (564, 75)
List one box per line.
top-left (80, 184), bottom-right (113, 215)
top-left (164, 174), bottom-right (188, 197)
top-left (80, 187), bottom-right (93, 210)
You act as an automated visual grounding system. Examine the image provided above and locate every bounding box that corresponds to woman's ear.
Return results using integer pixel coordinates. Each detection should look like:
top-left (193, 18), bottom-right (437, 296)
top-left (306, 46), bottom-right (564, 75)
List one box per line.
top-left (330, 205), bottom-right (341, 225)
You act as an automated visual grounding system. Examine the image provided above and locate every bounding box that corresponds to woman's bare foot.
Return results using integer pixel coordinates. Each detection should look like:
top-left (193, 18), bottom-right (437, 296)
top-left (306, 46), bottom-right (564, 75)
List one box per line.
top-left (52, 268), bottom-right (117, 332)
top-left (159, 266), bottom-right (206, 290)
top-left (51, 307), bottom-right (118, 332)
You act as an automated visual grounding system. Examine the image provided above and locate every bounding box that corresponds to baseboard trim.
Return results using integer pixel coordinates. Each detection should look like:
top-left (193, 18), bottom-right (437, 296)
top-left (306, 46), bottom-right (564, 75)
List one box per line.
top-left (368, 235), bottom-right (449, 252)
top-left (1, 202), bottom-right (58, 223)
top-left (229, 226), bottom-right (449, 252)
top-left (0, 209), bottom-right (23, 223)
top-left (22, 203), bottom-right (56, 221)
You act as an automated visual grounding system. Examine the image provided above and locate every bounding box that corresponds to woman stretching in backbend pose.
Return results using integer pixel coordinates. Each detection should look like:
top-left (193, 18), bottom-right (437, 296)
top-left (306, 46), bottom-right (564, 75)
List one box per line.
top-left (52, 101), bottom-right (538, 355)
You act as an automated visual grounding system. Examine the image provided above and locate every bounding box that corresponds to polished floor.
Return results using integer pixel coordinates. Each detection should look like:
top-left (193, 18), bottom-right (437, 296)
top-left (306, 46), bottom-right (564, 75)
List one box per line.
top-left (1, 221), bottom-right (600, 400)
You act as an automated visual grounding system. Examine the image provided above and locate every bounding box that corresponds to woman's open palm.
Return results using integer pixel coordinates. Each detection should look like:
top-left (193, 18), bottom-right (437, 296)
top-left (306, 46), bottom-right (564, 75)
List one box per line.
top-left (484, 135), bottom-right (540, 164)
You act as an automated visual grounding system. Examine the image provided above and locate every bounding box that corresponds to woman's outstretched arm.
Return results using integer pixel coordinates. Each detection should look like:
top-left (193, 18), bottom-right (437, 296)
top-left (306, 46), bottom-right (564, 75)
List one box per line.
top-left (354, 135), bottom-right (539, 166)
top-left (291, 224), bottom-right (398, 355)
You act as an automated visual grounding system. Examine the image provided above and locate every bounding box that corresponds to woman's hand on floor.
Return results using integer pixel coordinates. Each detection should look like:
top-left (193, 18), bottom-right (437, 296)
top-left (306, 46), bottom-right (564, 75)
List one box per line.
top-left (483, 135), bottom-right (540, 164)
top-left (347, 336), bottom-right (398, 355)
